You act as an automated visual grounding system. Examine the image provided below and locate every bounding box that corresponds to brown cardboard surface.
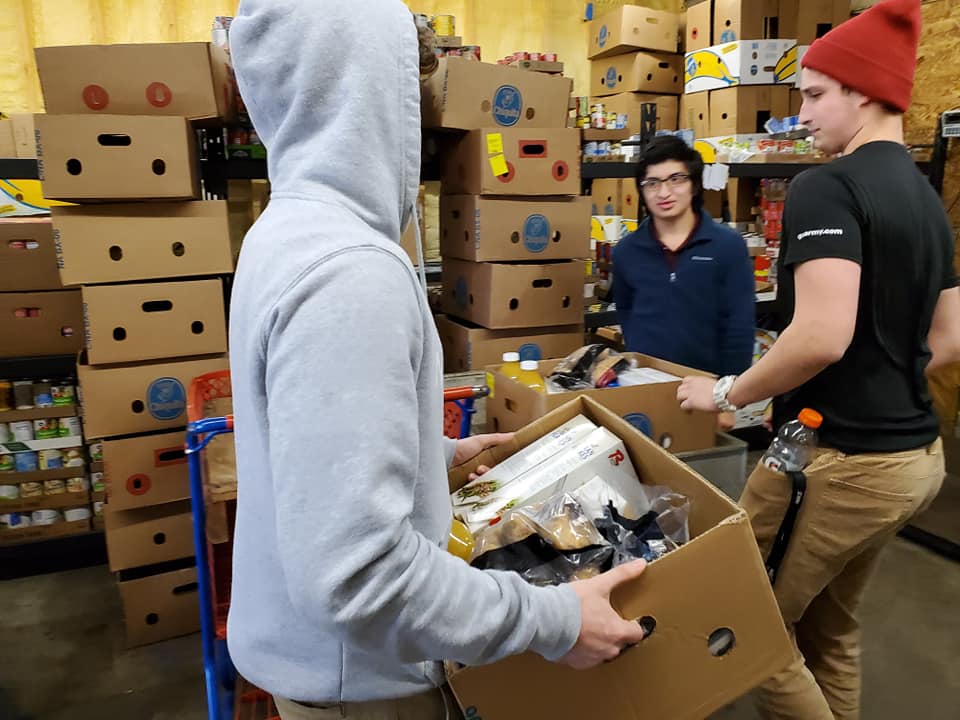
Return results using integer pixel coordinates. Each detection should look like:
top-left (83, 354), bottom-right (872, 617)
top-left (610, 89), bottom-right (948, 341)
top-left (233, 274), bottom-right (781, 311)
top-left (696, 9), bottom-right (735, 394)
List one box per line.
top-left (118, 565), bottom-right (200, 647)
top-left (484, 353), bottom-right (716, 452)
top-left (436, 315), bottom-right (584, 373)
top-left (789, 88), bottom-right (802, 117)
top-left (590, 178), bottom-right (623, 215)
top-left (591, 51), bottom-right (683, 97)
top-left (81, 279), bottom-right (227, 365)
top-left (0, 290), bottom-right (83, 358)
top-left (442, 259), bottom-right (584, 329)
top-left (104, 499), bottom-right (194, 571)
top-left (442, 128), bottom-right (580, 196)
top-left (440, 196), bottom-right (591, 262)
top-left (680, 91), bottom-right (711, 138)
top-left (36, 114), bottom-right (199, 202)
top-left (35, 43), bottom-right (235, 122)
top-left (590, 92), bottom-right (679, 133)
top-left (103, 431), bottom-right (189, 512)
top-left (726, 178), bottom-right (758, 222)
top-left (714, 0), bottom-right (781, 42)
top-left (5, 114), bottom-right (37, 158)
top-left (589, 5), bottom-right (682, 58)
top-left (446, 396), bottom-right (793, 720)
top-left (52, 201), bottom-right (238, 286)
top-left (422, 58), bottom-right (572, 130)
top-left (621, 177), bottom-right (641, 220)
top-left (709, 86), bottom-right (791, 136)
top-left (78, 354), bottom-right (228, 439)
top-left (686, 0), bottom-right (714, 51)
top-left (0, 519), bottom-right (90, 546)
top-left (0, 119), bottom-right (14, 157)
top-left (787, 0), bottom-right (849, 44)
top-left (0, 217), bottom-right (61, 291)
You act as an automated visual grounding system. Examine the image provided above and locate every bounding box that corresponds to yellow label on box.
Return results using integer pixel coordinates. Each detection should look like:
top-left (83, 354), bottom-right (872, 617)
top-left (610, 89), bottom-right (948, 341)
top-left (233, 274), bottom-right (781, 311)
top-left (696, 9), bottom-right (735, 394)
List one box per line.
top-left (485, 371), bottom-right (496, 399)
top-left (489, 153), bottom-right (509, 177)
top-left (486, 132), bottom-right (504, 156)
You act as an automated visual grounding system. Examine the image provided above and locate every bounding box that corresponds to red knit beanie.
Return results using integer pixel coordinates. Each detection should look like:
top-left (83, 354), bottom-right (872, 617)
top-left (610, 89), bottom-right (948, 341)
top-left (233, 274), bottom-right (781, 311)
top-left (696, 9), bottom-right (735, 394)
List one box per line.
top-left (801, 0), bottom-right (921, 112)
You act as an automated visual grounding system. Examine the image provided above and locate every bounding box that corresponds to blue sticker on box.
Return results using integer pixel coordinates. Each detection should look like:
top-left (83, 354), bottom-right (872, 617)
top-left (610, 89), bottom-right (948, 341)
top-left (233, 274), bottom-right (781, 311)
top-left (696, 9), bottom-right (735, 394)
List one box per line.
top-left (623, 412), bottom-right (653, 438)
top-left (147, 377), bottom-right (187, 421)
top-left (686, 55), bottom-right (698, 78)
top-left (598, 24), bottom-right (609, 48)
top-left (605, 66), bottom-right (618, 89)
top-left (492, 85), bottom-right (522, 127)
top-left (518, 343), bottom-right (543, 362)
top-left (522, 214), bottom-right (550, 253)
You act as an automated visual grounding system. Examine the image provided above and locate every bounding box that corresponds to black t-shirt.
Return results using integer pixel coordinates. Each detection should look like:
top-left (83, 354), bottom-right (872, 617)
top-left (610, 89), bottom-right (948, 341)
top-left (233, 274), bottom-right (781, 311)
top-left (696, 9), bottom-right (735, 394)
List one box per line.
top-left (773, 142), bottom-right (957, 453)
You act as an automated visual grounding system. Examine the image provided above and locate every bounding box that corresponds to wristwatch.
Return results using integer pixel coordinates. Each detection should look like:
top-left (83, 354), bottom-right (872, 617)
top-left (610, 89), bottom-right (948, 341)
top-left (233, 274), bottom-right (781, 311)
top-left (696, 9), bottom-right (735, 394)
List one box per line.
top-left (713, 375), bottom-right (739, 412)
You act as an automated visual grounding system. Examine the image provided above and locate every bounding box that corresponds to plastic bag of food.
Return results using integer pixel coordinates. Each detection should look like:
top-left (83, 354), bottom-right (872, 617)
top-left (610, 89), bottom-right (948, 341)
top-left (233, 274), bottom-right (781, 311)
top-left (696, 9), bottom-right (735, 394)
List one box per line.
top-left (548, 345), bottom-right (633, 390)
top-left (594, 502), bottom-right (677, 564)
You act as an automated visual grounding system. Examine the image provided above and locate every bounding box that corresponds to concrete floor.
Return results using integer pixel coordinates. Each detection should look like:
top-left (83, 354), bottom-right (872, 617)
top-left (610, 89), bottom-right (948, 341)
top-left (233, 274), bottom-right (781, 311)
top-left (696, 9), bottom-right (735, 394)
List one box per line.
top-left (1, 537), bottom-right (957, 720)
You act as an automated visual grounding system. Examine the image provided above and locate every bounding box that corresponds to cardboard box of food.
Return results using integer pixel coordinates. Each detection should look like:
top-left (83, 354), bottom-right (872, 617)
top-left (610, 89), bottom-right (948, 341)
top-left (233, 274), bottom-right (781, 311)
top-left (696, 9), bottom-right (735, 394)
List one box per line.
top-left (686, 0), bottom-right (714, 51)
top-left (0, 114), bottom-right (38, 158)
top-left (440, 196), bottom-right (591, 262)
top-left (35, 42), bottom-right (235, 122)
top-left (590, 179), bottom-right (623, 215)
top-left (714, 0), bottom-right (782, 43)
top-left (725, 178), bottom-right (758, 222)
top-left (103, 431), bottom-right (189, 512)
top-left (422, 58), bottom-right (573, 130)
top-left (709, 85), bottom-right (791, 135)
top-left (589, 92), bottom-right (679, 133)
top-left (588, 5), bottom-right (681, 58)
top-left (118, 563), bottom-right (200, 647)
top-left (0, 290), bottom-right (83, 358)
top-left (442, 128), bottom-right (580, 196)
top-left (442, 259), bottom-right (584, 330)
top-left (82, 279), bottom-right (227, 365)
top-left (78, 354), bottom-right (228, 439)
top-left (684, 40), bottom-right (798, 94)
top-left (104, 499), bottom-right (194, 572)
top-left (445, 395), bottom-right (792, 719)
top-left (589, 178), bottom-right (641, 221)
top-left (36, 114), bottom-right (200, 201)
top-left (51, 201), bottom-right (240, 286)
top-left (436, 315), bottom-right (584, 373)
top-left (485, 353), bottom-right (716, 452)
top-left (780, 0), bottom-right (849, 45)
top-left (0, 217), bottom-right (61, 291)
top-left (591, 52), bottom-right (683, 97)
top-left (680, 92), bottom-right (711, 138)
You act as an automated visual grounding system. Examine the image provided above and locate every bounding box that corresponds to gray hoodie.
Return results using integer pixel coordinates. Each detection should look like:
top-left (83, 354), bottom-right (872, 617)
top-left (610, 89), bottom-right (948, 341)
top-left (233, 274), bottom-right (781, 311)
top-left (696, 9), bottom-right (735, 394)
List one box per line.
top-left (226, 0), bottom-right (581, 703)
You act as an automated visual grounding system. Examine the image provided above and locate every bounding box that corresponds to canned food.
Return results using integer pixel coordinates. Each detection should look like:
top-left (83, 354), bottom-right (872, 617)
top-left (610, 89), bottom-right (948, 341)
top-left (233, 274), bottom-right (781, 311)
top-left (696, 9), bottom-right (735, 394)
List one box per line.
top-left (61, 448), bottom-right (85, 468)
top-left (584, 141), bottom-right (599, 157)
top-left (31, 509), bottom-right (59, 526)
top-left (0, 454), bottom-right (12, 472)
top-left (543, 52), bottom-right (558, 62)
top-left (43, 479), bottom-right (66, 494)
top-left (93, 501), bottom-right (104, 516)
top-left (14, 451), bottom-right (39, 473)
top-left (598, 141), bottom-right (613, 156)
top-left (577, 116), bottom-right (590, 129)
top-left (90, 472), bottom-right (105, 493)
top-left (64, 507), bottom-right (92, 522)
top-left (0, 485), bottom-right (18, 501)
top-left (529, 52), bottom-right (543, 61)
top-left (432, 14), bottom-right (455, 36)
top-left (0, 380), bottom-right (12, 411)
top-left (39, 449), bottom-right (64, 471)
top-left (617, 114), bottom-right (628, 129)
top-left (0, 512), bottom-right (30, 529)
top-left (591, 103), bottom-right (604, 114)
top-left (513, 51), bottom-right (530, 61)
top-left (576, 96), bottom-right (590, 117)
top-left (20, 482), bottom-right (43, 498)
top-left (12, 380), bottom-right (33, 409)
top-left (33, 380), bottom-right (53, 408)
top-left (66, 477), bottom-right (88, 493)
top-left (0, 423), bottom-right (10, 443)
top-left (33, 418), bottom-right (59, 440)
top-left (51, 383), bottom-right (76, 407)
top-left (88, 442), bottom-right (103, 463)
top-left (461, 45), bottom-right (482, 61)
top-left (591, 112), bottom-right (606, 129)
top-left (58, 416), bottom-right (82, 437)
top-left (445, 48), bottom-right (462, 56)
top-left (607, 111), bottom-right (618, 127)
top-left (11, 421), bottom-right (34, 442)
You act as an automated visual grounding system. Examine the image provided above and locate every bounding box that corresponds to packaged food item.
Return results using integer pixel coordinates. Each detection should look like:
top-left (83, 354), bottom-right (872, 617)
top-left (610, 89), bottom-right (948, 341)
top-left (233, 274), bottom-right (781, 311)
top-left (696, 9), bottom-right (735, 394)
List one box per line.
top-left (31, 509), bottom-right (60, 526)
top-left (14, 451), bottom-right (39, 473)
top-left (20, 482), bottom-right (43, 498)
top-left (11, 421), bottom-right (34, 442)
top-left (0, 485), bottom-right (19, 501)
top-left (44, 479), bottom-right (66, 495)
top-left (0, 380), bottom-right (12, 411)
top-left (93, 501), bottom-right (104, 516)
top-left (33, 380), bottom-right (54, 408)
top-left (34, 418), bottom-right (59, 440)
top-left (51, 382), bottom-right (76, 407)
top-left (64, 507), bottom-right (92, 522)
top-left (58, 416), bottom-right (83, 437)
top-left (0, 422), bottom-right (10, 443)
top-left (548, 345), bottom-right (633, 390)
top-left (61, 448), bottom-right (85, 468)
top-left (90, 472), bottom-right (105, 493)
top-left (88, 442), bottom-right (104, 463)
top-left (39, 449), bottom-right (64, 470)
top-left (66, 477), bottom-right (88, 493)
top-left (12, 380), bottom-right (34, 409)
top-left (0, 454), bottom-right (14, 472)
top-left (1, 512), bottom-right (31, 529)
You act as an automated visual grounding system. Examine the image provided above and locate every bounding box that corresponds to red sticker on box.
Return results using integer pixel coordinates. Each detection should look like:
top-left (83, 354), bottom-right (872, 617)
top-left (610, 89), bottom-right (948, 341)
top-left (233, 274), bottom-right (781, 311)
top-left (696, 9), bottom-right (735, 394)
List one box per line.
top-left (552, 161), bottom-right (569, 181)
top-left (126, 473), bottom-right (152, 496)
top-left (496, 161), bottom-right (516, 183)
top-left (146, 82), bottom-right (173, 108)
top-left (83, 84), bottom-right (110, 110)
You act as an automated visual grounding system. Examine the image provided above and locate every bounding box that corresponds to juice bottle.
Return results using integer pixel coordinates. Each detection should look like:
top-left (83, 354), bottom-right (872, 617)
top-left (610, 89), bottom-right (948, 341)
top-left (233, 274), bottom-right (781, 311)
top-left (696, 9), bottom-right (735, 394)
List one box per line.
top-left (518, 360), bottom-right (546, 393)
top-left (447, 518), bottom-right (474, 562)
top-left (501, 352), bottom-right (522, 381)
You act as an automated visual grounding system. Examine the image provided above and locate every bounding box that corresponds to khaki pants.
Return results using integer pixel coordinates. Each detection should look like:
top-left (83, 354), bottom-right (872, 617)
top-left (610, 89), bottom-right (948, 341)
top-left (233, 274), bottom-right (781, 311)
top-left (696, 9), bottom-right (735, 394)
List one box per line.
top-left (275, 686), bottom-right (463, 720)
top-left (741, 438), bottom-right (944, 720)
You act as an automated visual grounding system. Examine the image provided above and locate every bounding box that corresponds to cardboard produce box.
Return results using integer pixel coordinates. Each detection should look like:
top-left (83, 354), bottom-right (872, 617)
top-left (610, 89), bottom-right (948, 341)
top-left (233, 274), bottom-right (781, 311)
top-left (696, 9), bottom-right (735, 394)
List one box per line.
top-left (440, 196), bottom-right (591, 262)
top-left (78, 354), bottom-right (227, 438)
top-left (436, 315), bottom-right (584, 373)
top-left (103, 431), bottom-right (189, 512)
top-left (686, 0), bottom-right (714, 51)
top-left (789, 88), bottom-right (802, 116)
top-left (725, 178), bottom-right (759, 222)
top-left (0, 290), bottom-right (82, 358)
top-left (104, 499), bottom-right (194, 572)
top-left (781, 0), bottom-right (849, 45)
top-left (52, 201), bottom-right (240, 286)
top-left (118, 564), bottom-right (200, 647)
top-left (684, 40), bottom-right (798, 94)
top-left (714, 0), bottom-right (782, 43)
top-left (35, 42), bottom-right (235, 122)
top-left (422, 58), bottom-right (573, 130)
top-left (588, 5), bottom-right (681, 58)
top-left (485, 353), bottom-right (716, 452)
top-left (0, 113), bottom-right (38, 158)
top-left (709, 85), bottom-right (791, 135)
top-left (81, 279), bottom-right (228, 365)
top-left (679, 92), bottom-right (711, 138)
top-left (445, 396), bottom-right (792, 719)
top-left (0, 217), bottom-right (61, 291)
top-left (442, 259), bottom-right (584, 330)
top-left (36, 114), bottom-right (200, 201)
top-left (442, 128), bottom-right (580, 197)
top-left (589, 92), bottom-right (679, 133)
top-left (591, 52), bottom-right (683, 97)
top-left (589, 178), bottom-right (641, 220)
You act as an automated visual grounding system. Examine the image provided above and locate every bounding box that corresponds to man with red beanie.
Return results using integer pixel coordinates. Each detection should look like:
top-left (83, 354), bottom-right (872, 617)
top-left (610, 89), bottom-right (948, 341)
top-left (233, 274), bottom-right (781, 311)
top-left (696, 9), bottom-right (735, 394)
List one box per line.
top-left (677, 0), bottom-right (959, 717)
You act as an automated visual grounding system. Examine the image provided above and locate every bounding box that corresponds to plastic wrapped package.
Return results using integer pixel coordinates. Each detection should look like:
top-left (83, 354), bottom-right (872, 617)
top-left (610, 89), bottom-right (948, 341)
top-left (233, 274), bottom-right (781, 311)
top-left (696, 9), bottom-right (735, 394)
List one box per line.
top-left (548, 345), bottom-right (634, 390)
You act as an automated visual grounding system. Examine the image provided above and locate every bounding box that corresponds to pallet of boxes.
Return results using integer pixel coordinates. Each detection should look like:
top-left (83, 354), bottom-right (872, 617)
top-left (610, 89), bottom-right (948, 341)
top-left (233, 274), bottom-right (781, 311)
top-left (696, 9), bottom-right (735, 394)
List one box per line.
top-left (34, 41), bottom-right (243, 647)
top-left (422, 56), bottom-right (588, 373)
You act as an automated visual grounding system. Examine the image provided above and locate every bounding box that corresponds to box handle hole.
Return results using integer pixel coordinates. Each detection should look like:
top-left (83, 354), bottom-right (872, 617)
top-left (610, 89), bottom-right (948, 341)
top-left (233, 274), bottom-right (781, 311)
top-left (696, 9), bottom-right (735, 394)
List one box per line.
top-left (132, 400), bottom-right (145, 414)
top-left (511, 231), bottom-right (520, 244)
top-left (112, 327), bottom-right (127, 341)
top-left (509, 298), bottom-right (519, 310)
top-left (109, 246), bottom-right (123, 261)
top-left (171, 242), bottom-right (185, 257)
top-left (708, 628), bottom-right (736, 657)
top-left (142, 300), bottom-right (173, 313)
top-left (191, 321), bottom-right (204, 335)
top-left (66, 159), bottom-right (82, 175)
top-left (152, 159), bottom-right (166, 175)
top-left (145, 613), bottom-right (159, 625)
top-left (562, 296), bottom-right (571, 308)
top-left (153, 532), bottom-right (166, 545)
top-left (552, 231), bottom-right (561, 243)
top-left (97, 134), bottom-right (131, 147)
top-left (532, 279), bottom-right (553, 289)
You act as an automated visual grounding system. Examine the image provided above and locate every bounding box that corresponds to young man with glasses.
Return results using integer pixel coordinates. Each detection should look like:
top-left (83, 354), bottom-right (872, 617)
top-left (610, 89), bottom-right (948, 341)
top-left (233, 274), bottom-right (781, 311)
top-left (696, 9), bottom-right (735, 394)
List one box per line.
top-left (612, 135), bottom-right (755, 382)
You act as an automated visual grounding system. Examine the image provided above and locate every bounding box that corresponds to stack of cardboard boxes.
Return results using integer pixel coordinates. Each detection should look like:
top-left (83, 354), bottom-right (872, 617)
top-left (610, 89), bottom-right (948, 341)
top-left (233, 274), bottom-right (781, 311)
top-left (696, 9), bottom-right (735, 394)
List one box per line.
top-left (682, 0), bottom-right (849, 222)
top-left (422, 58), bottom-right (589, 372)
top-left (33, 42), bottom-right (240, 647)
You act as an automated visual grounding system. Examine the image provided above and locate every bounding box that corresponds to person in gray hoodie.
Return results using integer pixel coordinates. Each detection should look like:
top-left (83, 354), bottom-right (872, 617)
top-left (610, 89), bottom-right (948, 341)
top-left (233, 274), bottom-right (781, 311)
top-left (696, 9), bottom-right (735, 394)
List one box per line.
top-left (226, 2), bottom-right (649, 718)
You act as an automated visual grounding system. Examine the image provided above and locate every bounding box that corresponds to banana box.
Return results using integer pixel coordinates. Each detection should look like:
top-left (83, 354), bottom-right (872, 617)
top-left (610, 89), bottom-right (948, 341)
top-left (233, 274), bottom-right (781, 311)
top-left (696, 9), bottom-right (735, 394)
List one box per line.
top-left (0, 179), bottom-right (73, 217)
top-left (684, 40), bottom-right (798, 94)
top-left (591, 215), bottom-right (622, 243)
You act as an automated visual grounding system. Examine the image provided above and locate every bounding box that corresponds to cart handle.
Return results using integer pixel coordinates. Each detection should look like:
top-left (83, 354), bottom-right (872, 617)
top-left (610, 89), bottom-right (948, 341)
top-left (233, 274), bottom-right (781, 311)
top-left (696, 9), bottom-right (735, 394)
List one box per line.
top-left (185, 415), bottom-right (234, 455)
top-left (443, 385), bottom-right (490, 401)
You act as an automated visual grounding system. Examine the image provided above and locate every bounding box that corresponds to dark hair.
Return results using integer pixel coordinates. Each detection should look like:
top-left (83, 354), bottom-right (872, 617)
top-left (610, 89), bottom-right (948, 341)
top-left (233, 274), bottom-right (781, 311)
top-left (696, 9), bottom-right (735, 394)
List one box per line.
top-left (635, 135), bottom-right (705, 212)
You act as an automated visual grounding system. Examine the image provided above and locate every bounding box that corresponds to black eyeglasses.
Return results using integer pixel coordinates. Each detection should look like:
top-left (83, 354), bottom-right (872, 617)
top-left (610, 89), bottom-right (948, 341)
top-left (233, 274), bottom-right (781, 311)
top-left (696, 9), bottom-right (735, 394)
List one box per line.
top-left (639, 173), bottom-right (692, 193)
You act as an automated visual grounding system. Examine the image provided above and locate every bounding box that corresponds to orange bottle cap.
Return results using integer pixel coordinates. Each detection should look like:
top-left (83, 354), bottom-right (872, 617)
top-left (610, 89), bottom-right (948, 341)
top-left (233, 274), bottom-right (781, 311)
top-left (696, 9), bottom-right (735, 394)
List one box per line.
top-left (799, 408), bottom-right (823, 429)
